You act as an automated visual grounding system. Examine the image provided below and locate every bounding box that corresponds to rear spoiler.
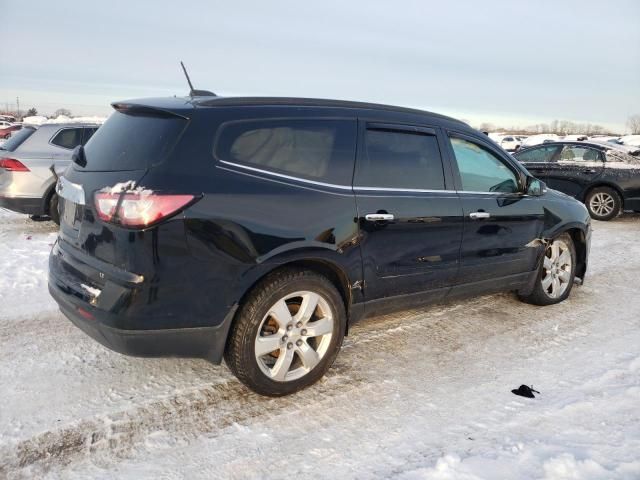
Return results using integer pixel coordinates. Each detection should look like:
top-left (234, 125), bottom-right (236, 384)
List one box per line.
top-left (111, 103), bottom-right (189, 120)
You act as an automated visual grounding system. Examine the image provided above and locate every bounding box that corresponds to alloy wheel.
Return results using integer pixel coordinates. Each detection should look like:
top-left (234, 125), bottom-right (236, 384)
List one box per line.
top-left (541, 239), bottom-right (573, 299)
top-left (255, 291), bottom-right (334, 382)
top-left (589, 192), bottom-right (615, 217)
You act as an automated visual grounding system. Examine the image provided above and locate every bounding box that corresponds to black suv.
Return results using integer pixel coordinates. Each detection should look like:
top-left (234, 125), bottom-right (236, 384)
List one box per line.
top-left (49, 97), bottom-right (591, 396)
top-left (514, 141), bottom-right (640, 221)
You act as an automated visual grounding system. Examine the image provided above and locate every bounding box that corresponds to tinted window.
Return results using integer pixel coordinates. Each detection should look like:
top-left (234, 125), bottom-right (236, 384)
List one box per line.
top-left (82, 127), bottom-right (98, 145)
top-left (355, 128), bottom-right (445, 190)
top-left (515, 145), bottom-right (559, 163)
top-left (51, 128), bottom-right (84, 149)
top-left (450, 137), bottom-right (519, 193)
top-left (83, 110), bottom-right (186, 171)
top-left (0, 127), bottom-right (35, 152)
top-left (559, 146), bottom-right (603, 162)
top-left (215, 119), bottom-right (357, 185)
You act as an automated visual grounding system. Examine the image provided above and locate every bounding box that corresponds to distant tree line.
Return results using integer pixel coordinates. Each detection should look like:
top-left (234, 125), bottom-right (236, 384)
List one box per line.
top-left (477, 114), bottom-right (640, 136)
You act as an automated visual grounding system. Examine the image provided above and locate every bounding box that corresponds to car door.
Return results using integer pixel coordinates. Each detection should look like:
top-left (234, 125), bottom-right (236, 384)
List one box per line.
top-left (514, 144), bottom-right (562, 181)
top-left (445, 132), bottom-right (546, 286)
top-left (354, 121), bottom-right (463, 305)
top-left (543, 145), bottom-right (605, 199)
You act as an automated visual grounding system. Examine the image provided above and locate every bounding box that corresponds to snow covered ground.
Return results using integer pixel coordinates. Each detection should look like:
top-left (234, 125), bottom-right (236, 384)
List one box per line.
top-left (0, 208), bottom-right (639, 479)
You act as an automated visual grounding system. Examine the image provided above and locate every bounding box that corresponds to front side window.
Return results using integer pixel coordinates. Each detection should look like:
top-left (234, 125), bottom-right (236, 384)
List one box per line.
top-left (558, 146), bottom-right (603, 162)
top-left (355, 128), bottom-right (445, 190)
top-left (450, 137), bottom-right (519, 193)
top-left (215, 119), bottom-right (356, 185)
top-left (515, 145), bottom-right (560, 163)
top-left (50, 128), bottom-right (84, 149)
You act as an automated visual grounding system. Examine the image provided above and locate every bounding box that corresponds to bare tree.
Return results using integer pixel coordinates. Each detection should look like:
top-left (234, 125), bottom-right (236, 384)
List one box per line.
top-left (53, 108), bottom-right (72, 118)
top-left (627, 115), bottom-right (640, 134)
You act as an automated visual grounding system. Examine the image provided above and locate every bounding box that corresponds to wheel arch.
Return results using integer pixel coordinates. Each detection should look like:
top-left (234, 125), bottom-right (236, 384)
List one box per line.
top-left (231, 255), bottom-right (356, 338)
top-left (564, 227), bottom-right (588, 282)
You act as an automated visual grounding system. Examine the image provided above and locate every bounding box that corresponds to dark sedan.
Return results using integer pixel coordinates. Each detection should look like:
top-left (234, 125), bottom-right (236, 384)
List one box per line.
top-left (514, 141), bottom-right (640, 220)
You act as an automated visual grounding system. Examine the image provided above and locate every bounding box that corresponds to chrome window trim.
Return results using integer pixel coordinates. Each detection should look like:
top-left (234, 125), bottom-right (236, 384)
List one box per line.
top-left (219, 160), bottom-right (525, 196)
top-left (218, 160), bottom-right (353, 191)
top-left (353, 186), bottom-right (456, 194)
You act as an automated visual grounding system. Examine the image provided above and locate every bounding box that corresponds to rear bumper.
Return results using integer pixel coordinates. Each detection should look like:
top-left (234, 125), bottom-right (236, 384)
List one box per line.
top-left (0, 195), bottom-right (44, 215)
top-left (48, 240), bottom-right (237, 363)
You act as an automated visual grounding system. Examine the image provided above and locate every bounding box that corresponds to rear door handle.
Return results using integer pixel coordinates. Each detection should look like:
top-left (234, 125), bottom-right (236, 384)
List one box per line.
top-left (469, 212), bottom-right (491, 219)
top-left (365, 213), bottom-right (395, 221)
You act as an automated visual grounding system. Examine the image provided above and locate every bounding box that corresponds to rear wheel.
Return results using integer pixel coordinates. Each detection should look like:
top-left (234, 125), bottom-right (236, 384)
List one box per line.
top-left (585, 186), bottom-right (620, 221)
top-left (48, 192), bottom-right (60, 225)
top-left (519, 233), bottom-right (576, 306)
top-left (224, 268), bottom-right (346, 396)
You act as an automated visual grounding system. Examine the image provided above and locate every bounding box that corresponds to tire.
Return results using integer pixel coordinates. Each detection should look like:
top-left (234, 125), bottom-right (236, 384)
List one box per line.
top-left (48, 193), bottom-right (60, 225)
top-left (519, 233), bottom-right (576, 306)
top-left (224, 268), bottom-right (346, 396)
top-left (585, 186), bottom-right (621, 221)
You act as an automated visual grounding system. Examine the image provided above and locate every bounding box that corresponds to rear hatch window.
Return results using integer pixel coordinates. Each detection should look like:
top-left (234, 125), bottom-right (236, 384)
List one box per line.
top-left (81, 109), bottom-right (187, 172)
top-left (0, 127), bottom-right (36, 152)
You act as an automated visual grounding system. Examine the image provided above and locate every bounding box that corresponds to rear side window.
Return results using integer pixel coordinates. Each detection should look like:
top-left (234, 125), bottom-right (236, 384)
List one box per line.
top-left (82, 127), bottom-right (98, 145)
top-left (559, 146), bottom-right (603, 162)
top-left (215, 119), bottom-right (357, 185)
top-left (83, 110), bottom-right (186, 171)
top-left (355, 128), bottom-right (445, 190)
top-left (51, 128), bottom-right (84, 149)
top-left (0, 127), bottom-right (35, 152)
top-left (515, 145), bottom-right (559, 163)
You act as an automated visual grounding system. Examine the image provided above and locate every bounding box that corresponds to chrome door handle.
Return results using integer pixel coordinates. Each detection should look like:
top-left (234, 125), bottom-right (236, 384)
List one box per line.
top-left (365, 213), bottom-right (395, 221)
top-left (583, 169), bottom-right (597, 174)
top-left (469, 212), bottom-right (491, 219)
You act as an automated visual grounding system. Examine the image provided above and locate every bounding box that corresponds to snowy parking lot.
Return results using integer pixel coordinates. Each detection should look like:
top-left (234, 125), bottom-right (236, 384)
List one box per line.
top-left (0, 209), bottom-right (639, 479)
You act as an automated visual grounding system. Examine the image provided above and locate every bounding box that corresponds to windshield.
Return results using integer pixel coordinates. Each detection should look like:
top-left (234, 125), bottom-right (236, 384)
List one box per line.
top-left (0, 127), bottom-right (36, 152)
top-left (81, 109), bottom-right (187, 171)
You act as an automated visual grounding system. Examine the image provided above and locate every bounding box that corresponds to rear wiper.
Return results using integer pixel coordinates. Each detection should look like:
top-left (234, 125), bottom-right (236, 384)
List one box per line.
top-left (72, 145), bottom-right (87, 167)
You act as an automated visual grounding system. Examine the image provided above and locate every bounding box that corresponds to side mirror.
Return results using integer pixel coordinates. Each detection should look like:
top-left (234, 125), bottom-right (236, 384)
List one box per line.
top-left (526, 177), bottom-right (546, 196)
top-left (71, 145), bottom-right (87, 168)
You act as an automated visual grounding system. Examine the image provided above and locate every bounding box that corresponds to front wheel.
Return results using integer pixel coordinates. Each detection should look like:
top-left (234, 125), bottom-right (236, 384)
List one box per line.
top-left (224, 269), bottom-right (346, 396)
top-left (519, 233), bottom-right (576, 306)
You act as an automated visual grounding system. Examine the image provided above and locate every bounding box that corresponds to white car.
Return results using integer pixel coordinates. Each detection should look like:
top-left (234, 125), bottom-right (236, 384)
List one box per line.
top-left (498, 136), bottom-right (521, 152)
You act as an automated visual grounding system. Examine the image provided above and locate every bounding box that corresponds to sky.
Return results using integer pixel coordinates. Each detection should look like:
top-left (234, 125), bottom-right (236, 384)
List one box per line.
top-left (1, 0), bottom-right (639, 132)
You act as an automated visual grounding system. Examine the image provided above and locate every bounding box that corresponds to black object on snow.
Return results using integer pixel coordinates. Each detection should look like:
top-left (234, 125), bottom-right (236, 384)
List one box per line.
top-left (511, 385), bottom-right (540, 398)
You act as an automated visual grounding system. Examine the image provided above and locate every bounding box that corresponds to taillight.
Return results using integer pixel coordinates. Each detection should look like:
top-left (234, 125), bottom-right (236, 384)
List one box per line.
top-left (0, 158), bottom-right (30, 171)
top-left (94, 192), bottom-right (196, 228)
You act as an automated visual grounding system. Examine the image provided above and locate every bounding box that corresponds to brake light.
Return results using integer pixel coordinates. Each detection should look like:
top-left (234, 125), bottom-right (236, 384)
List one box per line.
top-left (94, 192), bottom-right (196, 228)
top-left (0, 158), bottom-right (30, 171)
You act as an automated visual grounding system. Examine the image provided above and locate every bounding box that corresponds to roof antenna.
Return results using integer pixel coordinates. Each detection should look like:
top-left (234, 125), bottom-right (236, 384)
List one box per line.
top-left (180, 61), bottom-right (216, 97)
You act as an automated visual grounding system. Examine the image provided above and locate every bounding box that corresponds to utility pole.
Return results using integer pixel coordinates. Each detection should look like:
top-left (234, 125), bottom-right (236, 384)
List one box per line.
top-left (16, 97), bottom-right (20, 119)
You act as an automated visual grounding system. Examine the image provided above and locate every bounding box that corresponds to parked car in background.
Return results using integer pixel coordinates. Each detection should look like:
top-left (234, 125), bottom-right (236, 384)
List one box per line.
top-left (498, 135), bottom-right (521, 152)
top-left (0, 123), bottom-right (22, 139)
top-left (0, 122), bottom-right (101, 223)
top-left (514, 141), bottom-right (640, 220)
top-left (49, 95), bottom-right (591, 396)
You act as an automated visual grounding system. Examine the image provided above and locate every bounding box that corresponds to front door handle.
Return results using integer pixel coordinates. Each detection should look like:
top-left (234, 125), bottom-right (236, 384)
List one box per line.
top-left (365, 213), bottom-right (395, 221)
top-left (469, 212), bottom-right (491, 219)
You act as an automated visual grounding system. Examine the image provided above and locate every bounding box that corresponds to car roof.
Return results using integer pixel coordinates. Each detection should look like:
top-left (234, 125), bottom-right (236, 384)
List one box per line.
top-left (112, 95), bottom-right (469, 127)
top-left (519, 141), bottom-right (608, 152)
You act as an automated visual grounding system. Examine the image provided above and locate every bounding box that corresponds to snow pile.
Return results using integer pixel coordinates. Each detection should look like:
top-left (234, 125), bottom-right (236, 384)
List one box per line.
top-left (22, 115), bottom-right (106, 126)
top-left (620, 135), bottom-right (640, 147)
top-left (521, 134), bottom-right (560, 147)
